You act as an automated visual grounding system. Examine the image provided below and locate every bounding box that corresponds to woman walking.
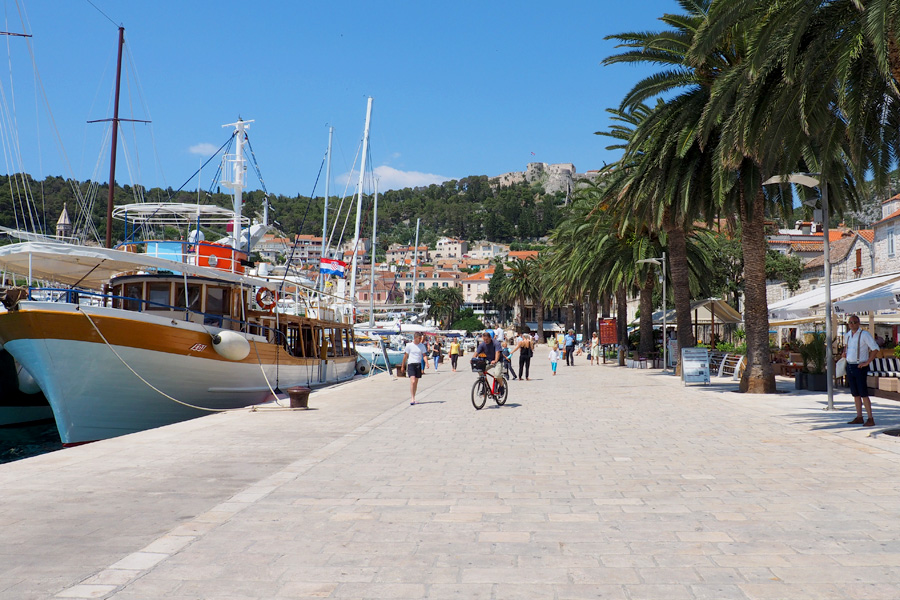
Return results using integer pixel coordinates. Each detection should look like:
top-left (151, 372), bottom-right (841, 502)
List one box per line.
top-left (449, 338), bottom-right (461, 371)
top-left (589, 332), bottom-right (600, 366)
top-left (431, 340), bottom-right (442, 371)
top-left (513, 334), bottom-right (534, 380)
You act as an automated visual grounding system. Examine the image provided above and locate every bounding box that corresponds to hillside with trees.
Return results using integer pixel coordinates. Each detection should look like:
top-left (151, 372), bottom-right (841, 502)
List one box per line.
top-left (0, 174), bottom-right (566, 251)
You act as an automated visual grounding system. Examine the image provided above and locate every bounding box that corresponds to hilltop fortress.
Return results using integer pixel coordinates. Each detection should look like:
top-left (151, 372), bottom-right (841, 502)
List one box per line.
top-left (491, 162), bottom-right (602, 195)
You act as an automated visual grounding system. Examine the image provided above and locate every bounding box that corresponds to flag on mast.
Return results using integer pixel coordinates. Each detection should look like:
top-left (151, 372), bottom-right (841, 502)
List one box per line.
top-left (320, 257), bottom-right (347, 277)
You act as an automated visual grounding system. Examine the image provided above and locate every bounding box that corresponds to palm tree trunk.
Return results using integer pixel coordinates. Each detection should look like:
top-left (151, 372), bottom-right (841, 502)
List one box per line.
top-left (616, 285), bottom-right (628, 366)
top-left (638, 272), bottom-right (655, 354)
top-left (536, 301), bottom-right (545, 344)
top-left (519, 293), bottom-right (527, 333)
top-left (739, 188), bottom-right (776, 393)
top-left (888, 31), bottom-right (900, 94)
top-left (666, 223), bottom-right (694, 375)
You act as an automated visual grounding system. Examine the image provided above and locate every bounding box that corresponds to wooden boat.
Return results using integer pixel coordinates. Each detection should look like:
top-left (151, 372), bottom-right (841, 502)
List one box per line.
top-left (0, 120), bottom-right (357, 445)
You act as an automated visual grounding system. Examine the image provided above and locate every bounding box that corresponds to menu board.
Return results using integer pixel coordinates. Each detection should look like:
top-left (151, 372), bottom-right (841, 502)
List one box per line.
top-left (599, 318), bottom-right (617, 345)
top-left (681, 347), bottom-right (710, 385)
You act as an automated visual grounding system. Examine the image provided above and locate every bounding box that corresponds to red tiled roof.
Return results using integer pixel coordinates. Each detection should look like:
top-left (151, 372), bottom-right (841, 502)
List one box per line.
top-left (507, 250), bottom-right (539, 261)
top-left (858, 229), bottom-right (874, 243)
top-left (875, 207), bottom-right (900, 225)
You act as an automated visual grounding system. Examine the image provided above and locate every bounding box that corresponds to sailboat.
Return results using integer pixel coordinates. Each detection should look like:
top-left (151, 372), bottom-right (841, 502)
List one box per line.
top-left (0, 118), bottom-right (357, 445)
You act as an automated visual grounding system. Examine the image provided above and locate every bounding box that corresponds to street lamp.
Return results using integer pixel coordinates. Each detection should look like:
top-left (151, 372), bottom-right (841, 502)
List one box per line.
top-left (763, 173), bottom-right (834, 411)
top-left (637, 252), bottom-right (668, 372)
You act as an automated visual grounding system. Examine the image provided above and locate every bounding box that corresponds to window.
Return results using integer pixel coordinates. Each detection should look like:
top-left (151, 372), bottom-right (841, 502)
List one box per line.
top-left (123, 283), bottom-right (143, 312)
top-left (146, 282), bottom-right (171, 311)
top-left (889, 228), bottom-right (895, 256)
top-left (206, 287), bottom-right (229, 315)
top-left (174, 284), bottom-right (202, 313)
top-left (856, 248), bottom-right (862, 268)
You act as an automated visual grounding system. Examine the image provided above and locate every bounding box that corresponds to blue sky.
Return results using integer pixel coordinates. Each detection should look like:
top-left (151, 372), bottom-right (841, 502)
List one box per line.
top-left (3, 0), bottom-right (678, 196)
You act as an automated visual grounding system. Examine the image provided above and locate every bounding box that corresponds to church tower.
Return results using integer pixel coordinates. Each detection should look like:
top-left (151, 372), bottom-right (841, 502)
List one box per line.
top-left (55, 204), bottom-right (72, 241)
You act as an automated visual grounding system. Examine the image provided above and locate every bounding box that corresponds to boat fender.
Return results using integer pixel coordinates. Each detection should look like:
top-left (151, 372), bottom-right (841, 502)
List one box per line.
top-left (211, 331), bottom-right (251, 361)
top-left (255, 287), bottom-right (278, 311)
top-left (16, 362), bottom-right (41, 395)
top-left (356, 360), bottom-right (370, 375)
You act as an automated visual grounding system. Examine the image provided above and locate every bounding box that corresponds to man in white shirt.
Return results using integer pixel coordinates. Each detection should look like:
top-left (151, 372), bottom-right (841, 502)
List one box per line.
top-left (841, 315), bottom-right (880, 426)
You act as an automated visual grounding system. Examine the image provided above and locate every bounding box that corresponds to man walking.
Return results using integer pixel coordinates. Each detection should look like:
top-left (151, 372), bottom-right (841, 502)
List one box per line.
top-left (564, 329), bottom-right (576, 366)
top-left (842, 315), bottom-right (880, 426)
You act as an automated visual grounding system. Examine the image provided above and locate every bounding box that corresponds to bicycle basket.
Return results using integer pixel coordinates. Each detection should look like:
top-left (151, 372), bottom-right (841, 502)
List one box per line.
top-left (470, 357), bottom-right (487, 372)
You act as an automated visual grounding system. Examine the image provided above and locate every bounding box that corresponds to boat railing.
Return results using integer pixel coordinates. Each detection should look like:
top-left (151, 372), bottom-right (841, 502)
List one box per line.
top-left (115, 240), bottom-right (250, 274)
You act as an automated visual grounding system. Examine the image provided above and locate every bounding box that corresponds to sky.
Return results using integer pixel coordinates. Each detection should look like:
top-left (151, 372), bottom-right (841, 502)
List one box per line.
top-left (0, 0), bottom-right (680, 197)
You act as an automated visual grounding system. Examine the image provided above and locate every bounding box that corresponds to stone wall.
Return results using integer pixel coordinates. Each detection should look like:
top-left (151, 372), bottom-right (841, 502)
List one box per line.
top-left (491, 162), bottom-right (601, 195)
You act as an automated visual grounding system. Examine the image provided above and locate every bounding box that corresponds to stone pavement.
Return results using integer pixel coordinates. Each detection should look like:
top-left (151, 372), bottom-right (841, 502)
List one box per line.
top-left (3, 354), bottom-right (900, 599)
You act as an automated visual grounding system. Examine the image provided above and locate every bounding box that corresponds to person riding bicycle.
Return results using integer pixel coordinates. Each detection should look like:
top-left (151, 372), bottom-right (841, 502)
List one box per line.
top-left (474, 330), bottom-right (504, 387)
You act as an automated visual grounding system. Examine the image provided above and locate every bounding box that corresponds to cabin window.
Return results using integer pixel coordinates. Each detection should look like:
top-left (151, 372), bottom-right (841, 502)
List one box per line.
top-left (146, 282), bottom-right (171, 311)
top-left (124, 283), bottom-right (143, 312)
top-left (206, 287), bottom-right (229, 315)
top-left (300, 325), bottom-right (316, 358)
top-left (174, 284), bottom-right (202, 313)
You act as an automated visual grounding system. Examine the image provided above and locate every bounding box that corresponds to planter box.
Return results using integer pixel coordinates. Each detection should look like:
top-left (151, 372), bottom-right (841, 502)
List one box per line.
top-left (878, 378), bottom-right (898, 392)
top-left (806, 372), bottom-right (828, 392)
top-left (867, 375), bottom-right (880, 389)
top-left (794, 372), bottom-right (806, 390)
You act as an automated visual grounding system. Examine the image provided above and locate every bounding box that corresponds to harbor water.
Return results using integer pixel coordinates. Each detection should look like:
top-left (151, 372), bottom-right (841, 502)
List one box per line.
top-left (0, 419), bottom-right (62, 464)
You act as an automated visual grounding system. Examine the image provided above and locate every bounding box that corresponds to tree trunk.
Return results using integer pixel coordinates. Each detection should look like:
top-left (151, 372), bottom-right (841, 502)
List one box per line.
top-left (536, 301), bottom-right (545, 344)
top-left (666, 223), bottom-right (694, 375)
top-left (888, 30), bottom-right (900, 96)
top-left (638, 272), bottom-right (655, 354)
top-left (519, 293), bottom-right (527, 333)
top-left (739, 188), bottom-right (776, 393)
top-left (574, 302), bottom-right (583, 340)
top-left (616, 285), bottom-right (628, 366)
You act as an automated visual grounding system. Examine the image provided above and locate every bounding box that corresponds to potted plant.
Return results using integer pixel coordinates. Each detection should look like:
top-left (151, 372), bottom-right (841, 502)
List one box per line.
top-left (800, 332), bottom-right (828, 392)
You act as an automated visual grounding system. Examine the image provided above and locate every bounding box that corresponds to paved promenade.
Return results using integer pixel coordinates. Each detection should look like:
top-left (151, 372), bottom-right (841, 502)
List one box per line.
top-left (3, 354), bottom-right (900, 599)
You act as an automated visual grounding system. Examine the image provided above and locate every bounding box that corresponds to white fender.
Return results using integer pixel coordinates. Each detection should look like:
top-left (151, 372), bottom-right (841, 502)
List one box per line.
top-left (211, 331), bottom-right (251, 361)
top-left (17, 362), bottom-right (42, 395)
top-left (356, 360), bottom-right (371, 375)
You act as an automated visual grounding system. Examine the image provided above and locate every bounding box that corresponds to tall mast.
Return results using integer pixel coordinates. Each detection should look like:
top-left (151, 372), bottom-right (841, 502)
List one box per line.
top-left (411, 218), bottom-right (420, 303)
top-left (87, 26), bottom-right (149, 248)
top-left (320, 126), bottom-right (333, 292)
top-left (349, 97), bottom-right (373, 301)
top-left (105, 26), bottom-right (124, 249)
top-left (221, 118), bottom-right (253, 266)
top-left (368, 179), bottom-right (378, 327)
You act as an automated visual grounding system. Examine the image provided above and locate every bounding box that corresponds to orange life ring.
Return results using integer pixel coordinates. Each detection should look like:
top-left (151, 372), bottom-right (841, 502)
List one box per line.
top-left (255, 288), bottom-right (278, 311)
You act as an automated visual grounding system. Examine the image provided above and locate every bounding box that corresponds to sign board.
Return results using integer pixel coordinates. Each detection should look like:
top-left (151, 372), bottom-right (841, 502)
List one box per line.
top-left (667, 339), bottom-right (678, 368)
top-left (681, 347), bottom-right (710, 385)
top-left (599, 319), bottom-right (617, 345)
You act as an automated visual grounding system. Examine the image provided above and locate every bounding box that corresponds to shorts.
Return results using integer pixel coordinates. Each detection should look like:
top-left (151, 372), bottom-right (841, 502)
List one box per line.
top-left (406, 363), bottom-right (423, 378)
top-left (846, 363), bottom-right (868, 397)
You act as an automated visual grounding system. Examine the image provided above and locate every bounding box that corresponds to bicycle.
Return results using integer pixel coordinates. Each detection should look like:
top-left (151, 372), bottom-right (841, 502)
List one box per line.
top-left (470, 357), bottom-right (508, 410)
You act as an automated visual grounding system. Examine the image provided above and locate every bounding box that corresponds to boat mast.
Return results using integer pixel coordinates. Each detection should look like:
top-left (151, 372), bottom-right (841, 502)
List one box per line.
top-left (319, 126), bottom-right (333, 292)
top-left (105, 27), bottom-right (124, 249)
top-left (87, 26), bottom-right (149, 248)
top-left (368, 179), bottom-right (378, 327)
top-left (349, 97), bottom-right (373, 302)
top-left (411, 217), bottom-right (420, 303)
top-left (221, 118), bottom-right (253, 267)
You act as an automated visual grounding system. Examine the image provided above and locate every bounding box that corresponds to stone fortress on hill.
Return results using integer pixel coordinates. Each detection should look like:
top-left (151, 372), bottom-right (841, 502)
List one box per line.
top-left (491, 162), bottom-right (603, 195)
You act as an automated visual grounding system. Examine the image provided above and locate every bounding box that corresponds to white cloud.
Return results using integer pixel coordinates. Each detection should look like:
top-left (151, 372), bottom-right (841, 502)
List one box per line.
top-left (189, 142), bottom-right (220, 156)
top-left (337, 165), bottom-right (451, 191)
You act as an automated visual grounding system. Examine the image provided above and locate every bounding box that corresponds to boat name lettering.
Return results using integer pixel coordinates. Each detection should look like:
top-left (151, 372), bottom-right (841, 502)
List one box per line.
top-left (190, 343), bottom-right (207, 352)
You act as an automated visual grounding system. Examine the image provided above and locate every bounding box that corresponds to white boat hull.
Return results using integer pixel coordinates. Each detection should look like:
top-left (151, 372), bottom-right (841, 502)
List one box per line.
top-left (0, 304), bottom-right (356, 445)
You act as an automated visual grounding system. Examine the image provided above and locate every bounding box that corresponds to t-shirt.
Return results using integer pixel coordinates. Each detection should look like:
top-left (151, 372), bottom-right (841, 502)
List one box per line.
top-left (475, 340), bottom-right (499, 360)
top-left (564, 334), bottom-right (575, 347)
top-left (403, 342), bottom-right (427, 364)
top-left (449, 342), bottom-right (460, 355)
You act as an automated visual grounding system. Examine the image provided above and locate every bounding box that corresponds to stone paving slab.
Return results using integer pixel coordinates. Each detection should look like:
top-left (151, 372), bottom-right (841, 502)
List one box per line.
top-left (3, 356), bottom-right (900, 599)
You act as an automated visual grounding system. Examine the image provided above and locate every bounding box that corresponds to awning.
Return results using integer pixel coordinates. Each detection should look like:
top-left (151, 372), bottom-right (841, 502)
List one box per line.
top-left (650, 298), bottom-right (742, 325)
top-left (768, 272), bottom-right (900, 321)
top-left (525, 321), bottom-right (565, 332)
top-left (833, 280), bottom-right (900, 315)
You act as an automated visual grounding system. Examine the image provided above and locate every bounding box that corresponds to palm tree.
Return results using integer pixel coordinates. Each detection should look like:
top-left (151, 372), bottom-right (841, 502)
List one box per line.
top-left (500, 257), bottom-right (538, 334)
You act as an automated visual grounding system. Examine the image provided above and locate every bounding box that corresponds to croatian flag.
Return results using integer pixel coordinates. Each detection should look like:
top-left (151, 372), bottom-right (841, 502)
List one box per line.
top-left (319, 257), bottom-right (347, 277)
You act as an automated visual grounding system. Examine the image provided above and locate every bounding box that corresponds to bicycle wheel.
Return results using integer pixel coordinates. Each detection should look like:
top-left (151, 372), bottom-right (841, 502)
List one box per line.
top-left (471, 378), bottom-right (488, 410)
top-left (494, 380), bottom-right (508, 406)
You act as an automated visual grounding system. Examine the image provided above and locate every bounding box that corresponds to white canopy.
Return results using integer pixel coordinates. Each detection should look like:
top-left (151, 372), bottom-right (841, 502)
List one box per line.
top-left (650, 298), bottom-right (742, 325)
top-left (0, 241), bottom-right (278, 291)
top-left (768, 272), bottom-right (900, 321)
top-left (833, 280), bottom-right (900, 315)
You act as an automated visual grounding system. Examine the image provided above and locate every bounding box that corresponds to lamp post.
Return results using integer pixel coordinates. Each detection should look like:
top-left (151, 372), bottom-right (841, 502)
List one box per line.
top-left (637, 252), bottom-right (667, 372)
top-left (763, 173), bottom-right (834, 410)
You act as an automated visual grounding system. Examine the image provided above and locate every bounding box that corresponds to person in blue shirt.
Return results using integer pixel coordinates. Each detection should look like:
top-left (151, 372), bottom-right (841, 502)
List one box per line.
top-left (474, 331), bottom-right (504, 384)
top-left (564, 329), bottom-right (576, 366)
